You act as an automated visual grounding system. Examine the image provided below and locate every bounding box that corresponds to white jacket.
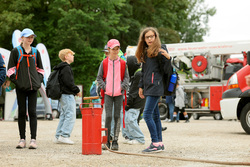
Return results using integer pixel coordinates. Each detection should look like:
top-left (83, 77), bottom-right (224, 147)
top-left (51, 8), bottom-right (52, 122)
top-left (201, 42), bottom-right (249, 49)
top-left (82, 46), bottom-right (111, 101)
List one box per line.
top-left (175, 85), bottom-right (185, 109)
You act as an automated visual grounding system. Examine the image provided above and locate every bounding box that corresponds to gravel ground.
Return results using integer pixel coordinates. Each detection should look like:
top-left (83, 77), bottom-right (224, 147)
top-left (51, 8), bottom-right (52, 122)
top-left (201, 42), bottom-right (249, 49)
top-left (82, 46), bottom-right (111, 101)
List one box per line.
top-left (0, 117), bottom-right (250, 167)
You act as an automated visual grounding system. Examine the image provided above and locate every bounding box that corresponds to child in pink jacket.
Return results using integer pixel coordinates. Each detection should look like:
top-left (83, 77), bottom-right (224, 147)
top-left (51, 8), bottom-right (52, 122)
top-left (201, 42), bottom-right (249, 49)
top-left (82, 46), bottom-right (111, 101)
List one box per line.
top-left (96, 39), bottom-right (129, 150)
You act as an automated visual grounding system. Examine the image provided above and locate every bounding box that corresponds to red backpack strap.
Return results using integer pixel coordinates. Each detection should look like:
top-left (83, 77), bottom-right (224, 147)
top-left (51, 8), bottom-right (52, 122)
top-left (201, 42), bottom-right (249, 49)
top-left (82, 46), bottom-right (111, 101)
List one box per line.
top-left (122, 90), bottom-right (127, 128)
top-left (102, 58), bottom-right (108, 81)
top-left (120, 59), bottom-right (126, 81)
top-left (120, 59), bottom-right (127, 128)
top-left (16, 46), bottom-right (24, 80)
top-left (101, 58), bottom-right (109, 105)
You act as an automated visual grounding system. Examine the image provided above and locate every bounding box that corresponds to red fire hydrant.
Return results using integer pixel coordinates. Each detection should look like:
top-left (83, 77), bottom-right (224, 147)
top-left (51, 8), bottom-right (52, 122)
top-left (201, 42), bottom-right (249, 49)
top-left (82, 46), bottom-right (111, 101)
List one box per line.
top-left (81, 96), bottom-right (107, 155)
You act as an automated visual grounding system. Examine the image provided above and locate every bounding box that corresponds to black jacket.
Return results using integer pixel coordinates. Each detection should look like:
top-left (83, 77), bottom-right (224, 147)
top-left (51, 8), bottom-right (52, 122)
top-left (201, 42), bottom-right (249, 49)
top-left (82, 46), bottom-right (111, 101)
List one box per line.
top-left (138, 48), bottom-right (171, 96)
top-left (126, 56), bottom-right (145, 110)
top-left (53, 62), bottom-right (80, 95)
top-left (0, 54), bottom-right (6, 89)
top-left (127, 69), bottom-right (145, 109)
top-left (8, 46), bottom-right (43, 91)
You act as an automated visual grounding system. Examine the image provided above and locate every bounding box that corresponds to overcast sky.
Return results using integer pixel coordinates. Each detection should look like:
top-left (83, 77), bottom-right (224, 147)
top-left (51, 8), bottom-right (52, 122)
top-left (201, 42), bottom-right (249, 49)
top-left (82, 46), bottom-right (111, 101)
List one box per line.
top-left (203, 0), bottom-right (250, 42)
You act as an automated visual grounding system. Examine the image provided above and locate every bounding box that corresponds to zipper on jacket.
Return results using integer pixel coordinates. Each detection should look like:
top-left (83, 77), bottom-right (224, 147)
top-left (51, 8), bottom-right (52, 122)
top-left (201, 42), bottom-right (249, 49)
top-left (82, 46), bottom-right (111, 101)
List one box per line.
top-left (27, 61), bottom-right (33, 90)
top-left (112, 60), bottom-right (114, 96)
top-left (152, 72), bottom-right (154, 84)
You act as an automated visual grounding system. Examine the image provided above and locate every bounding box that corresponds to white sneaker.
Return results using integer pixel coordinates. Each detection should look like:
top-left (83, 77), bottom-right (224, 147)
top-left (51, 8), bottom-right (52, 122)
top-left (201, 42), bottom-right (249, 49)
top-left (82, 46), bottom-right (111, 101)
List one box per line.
top-left (123, 138), bottom-right (130, 144)
top-left (163, 118), bottom-right (169, 122)
top-left (53, 137), bottom-right (59, 144)
top-left (58, 136), bottom-right (74, 145)
top-left (127, 139), bottom-right (144, 145)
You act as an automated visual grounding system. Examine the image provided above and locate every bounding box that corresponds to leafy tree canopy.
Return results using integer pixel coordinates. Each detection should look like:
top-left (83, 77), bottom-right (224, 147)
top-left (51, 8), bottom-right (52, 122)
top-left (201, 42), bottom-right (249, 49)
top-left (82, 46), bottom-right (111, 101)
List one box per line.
top-left (0, 0), bottom-right (215, 96)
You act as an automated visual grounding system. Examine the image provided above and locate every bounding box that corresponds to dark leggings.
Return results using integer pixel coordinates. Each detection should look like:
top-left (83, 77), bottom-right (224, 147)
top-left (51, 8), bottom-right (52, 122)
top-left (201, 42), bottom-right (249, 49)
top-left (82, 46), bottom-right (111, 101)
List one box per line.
top-left (16, 89), bottom-right (37, 140)
top-left (174, 106), bottom-right (185, 114)
top-left (104, 94), bottom-right (123, 142)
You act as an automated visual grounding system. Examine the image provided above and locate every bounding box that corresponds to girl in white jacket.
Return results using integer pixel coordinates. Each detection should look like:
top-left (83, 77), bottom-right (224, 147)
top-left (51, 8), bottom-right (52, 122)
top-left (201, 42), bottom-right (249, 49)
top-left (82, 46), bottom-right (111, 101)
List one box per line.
top-left (173, 82), bottom-right (189, 123)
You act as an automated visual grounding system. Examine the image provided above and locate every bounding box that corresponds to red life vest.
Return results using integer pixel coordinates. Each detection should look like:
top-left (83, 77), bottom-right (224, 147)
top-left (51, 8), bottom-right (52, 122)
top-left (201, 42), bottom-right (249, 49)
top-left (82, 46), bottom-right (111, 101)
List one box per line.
top-left (101, 57), bottom-right (127, 128)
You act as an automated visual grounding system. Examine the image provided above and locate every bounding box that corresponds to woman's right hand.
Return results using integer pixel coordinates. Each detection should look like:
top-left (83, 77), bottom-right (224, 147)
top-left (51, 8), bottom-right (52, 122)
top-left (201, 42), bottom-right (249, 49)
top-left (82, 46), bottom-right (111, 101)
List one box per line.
top-left (139, 88), bottom-right (145, 99)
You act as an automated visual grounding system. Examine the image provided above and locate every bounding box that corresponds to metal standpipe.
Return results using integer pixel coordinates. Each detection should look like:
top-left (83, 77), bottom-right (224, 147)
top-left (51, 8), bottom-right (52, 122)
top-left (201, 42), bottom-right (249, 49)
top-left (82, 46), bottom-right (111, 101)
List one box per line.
top-left (81, 96), bottom-right (107, 155)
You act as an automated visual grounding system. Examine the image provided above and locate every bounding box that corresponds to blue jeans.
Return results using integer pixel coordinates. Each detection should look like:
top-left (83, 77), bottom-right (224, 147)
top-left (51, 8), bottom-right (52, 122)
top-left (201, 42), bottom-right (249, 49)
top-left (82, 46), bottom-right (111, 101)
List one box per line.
top-left (144, 96), bottom-right (162, 143)
top-left (55, 94), bottom-right (76, 138)
top-left (123, 108), bottom-right (145, 143)
top-left (166, 96), bottom-right (179, 121)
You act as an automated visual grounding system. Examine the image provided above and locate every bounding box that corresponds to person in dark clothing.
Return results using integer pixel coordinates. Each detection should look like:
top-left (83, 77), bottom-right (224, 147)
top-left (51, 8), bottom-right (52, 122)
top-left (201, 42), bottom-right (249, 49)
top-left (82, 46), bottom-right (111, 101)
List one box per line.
top-left (0, 54), bottom-right (6, 120)
top-left (7, 28), bottom-right (44, 149)
top-left (135, 27), bottom-right (171, 153)
top-left (53, 49), bottom-right (81, 145)
top-left (123, 56), bottom-right (145, 145)
top-left (0, 54), bottom-right (6, 92)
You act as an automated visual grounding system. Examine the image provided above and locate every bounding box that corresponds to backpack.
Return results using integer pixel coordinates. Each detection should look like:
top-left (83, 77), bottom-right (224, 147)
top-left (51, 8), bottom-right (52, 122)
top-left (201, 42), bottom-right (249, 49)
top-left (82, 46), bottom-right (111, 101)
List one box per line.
top-left (46, 69), bottom-right (61, 100)
top-left (90, 81), bottom-right (97, 96)
top-left (158, 44), bottom-right (178, 96)
top-left (16, 45), bottom-right (37, 80)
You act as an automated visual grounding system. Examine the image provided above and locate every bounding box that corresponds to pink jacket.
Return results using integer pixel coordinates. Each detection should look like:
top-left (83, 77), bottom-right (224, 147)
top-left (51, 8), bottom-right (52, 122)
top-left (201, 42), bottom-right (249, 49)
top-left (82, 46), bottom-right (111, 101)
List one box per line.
top-left (105, 57), bottom-right (122, 96)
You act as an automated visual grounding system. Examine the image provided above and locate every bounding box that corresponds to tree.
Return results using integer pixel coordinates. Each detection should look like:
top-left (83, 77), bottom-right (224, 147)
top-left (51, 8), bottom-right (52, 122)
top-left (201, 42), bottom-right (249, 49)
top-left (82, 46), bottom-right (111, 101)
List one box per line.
top-left (0, 0), bottom-right (216, 96)
top-left (179, 0), bottom-right (216, 42)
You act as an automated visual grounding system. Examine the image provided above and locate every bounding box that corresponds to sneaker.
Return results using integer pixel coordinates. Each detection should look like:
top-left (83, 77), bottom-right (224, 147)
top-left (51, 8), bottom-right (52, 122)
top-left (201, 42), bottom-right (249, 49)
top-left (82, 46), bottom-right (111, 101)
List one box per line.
top-left (102, 142), bottom-right (110, 150)
top-left (162, 127), bottom-right (167, 131)
top-left (29, 139), bottom-right (37, 149)
top-left (163, 118), bottom-right (169, 122)
top-left (16, 139), bottom-right (26, 149)
top-left (111, 140), bottom-right (119, 150)
top-left (53, 137), bottom-right (59, 144)
top-left (58, 136), bottom-right (74, 145)
top-left (127, 139), bottom-right (144, 145)
top-left (123, 136), bottom-right (130, 144)
top-left (161, 144), bottom-right (165, 151)
top-left (142, 143), bottom-right (162, 153)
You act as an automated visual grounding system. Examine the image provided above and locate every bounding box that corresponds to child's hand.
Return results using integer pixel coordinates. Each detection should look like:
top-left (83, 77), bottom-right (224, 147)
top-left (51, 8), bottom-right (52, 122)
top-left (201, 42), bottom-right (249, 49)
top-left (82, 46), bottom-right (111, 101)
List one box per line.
top-left (139, 88), bottom-right (145, 99)
top-left (159, 48), bottom-right (170, 59)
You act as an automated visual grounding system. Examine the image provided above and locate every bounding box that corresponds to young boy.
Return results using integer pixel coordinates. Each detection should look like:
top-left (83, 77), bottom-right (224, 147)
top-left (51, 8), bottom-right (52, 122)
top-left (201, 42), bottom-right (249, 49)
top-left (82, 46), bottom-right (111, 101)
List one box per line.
top-left (173, 82), bottom-right (189, 123)
top-left (54, 49), bottom-right (81, 144)
top-left (96, 39), bottom-right (129, 150)
top-left (123, 56), bottom-right (145, 145)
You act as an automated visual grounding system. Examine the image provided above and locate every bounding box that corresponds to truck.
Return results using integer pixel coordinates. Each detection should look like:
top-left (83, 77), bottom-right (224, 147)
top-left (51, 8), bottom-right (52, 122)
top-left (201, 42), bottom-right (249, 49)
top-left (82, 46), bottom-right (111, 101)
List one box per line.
top-left (220, 51), bottom-right (250, 134)
top-left (126, 40), bottom-right (250, 120)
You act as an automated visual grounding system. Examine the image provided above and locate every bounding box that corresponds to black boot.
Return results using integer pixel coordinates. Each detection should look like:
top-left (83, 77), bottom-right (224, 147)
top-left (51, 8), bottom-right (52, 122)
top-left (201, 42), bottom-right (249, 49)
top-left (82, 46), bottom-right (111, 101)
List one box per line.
top-left (185, 117), bottom-right (190, 123)
top-left (111, 140), bottom-right (119, 150)
top-left (173, 116), bottom-right (176, 122)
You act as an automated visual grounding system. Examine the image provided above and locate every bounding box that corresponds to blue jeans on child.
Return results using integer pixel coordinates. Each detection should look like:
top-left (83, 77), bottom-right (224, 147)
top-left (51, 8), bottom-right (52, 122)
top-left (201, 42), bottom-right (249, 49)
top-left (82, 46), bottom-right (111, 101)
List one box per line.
top-left (123, 108), bottom-right (145, 143)
top-left (55, 94), bottom-right (76, 138)
top-left (166, 95), bottom-right (179, 121)
top-left (143, 96), bottom-right (162, 143)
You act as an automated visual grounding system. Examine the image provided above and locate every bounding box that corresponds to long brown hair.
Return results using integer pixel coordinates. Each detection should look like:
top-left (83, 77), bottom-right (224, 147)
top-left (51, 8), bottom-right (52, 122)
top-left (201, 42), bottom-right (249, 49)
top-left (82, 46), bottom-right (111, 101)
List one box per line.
top-left (135, 27), bottom-right (161, 63)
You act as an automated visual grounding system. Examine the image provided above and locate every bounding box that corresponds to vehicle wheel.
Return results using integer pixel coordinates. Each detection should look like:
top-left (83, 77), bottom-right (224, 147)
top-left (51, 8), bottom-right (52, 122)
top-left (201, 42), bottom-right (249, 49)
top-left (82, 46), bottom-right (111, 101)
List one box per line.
top-left (52, 109), bottom-right (60, 119)
top-left (240, 103), bottom-right (250, 134)
top-left (213, 113), bottom-right (223, 120)
top-left (193, 113), bottom-right (200, 120)
top-left (158, 99), bottom-right (169, 120)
